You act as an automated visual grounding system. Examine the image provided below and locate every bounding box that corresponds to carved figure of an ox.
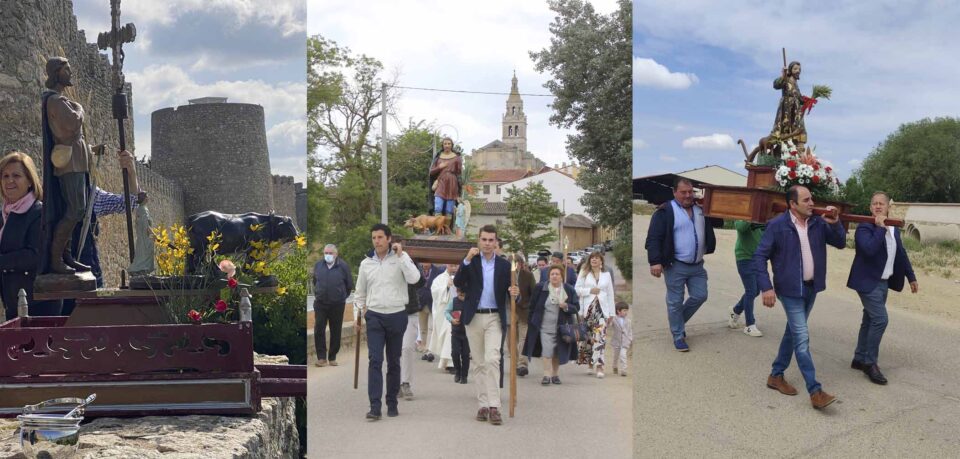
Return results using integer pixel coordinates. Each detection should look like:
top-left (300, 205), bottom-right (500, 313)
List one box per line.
top-left (185, 211), bottom-right (299, 274)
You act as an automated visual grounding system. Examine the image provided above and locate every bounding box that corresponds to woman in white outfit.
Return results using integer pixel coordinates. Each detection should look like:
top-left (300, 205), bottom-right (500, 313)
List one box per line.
top-left (575, 251), bottom-right (616, 378)
top-left (429, 264), bottom-right (457, 371)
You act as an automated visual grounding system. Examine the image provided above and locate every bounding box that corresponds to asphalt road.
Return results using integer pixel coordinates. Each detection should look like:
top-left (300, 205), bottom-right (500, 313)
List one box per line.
top-left (308, 337), bottom-right (631, 457)
top-left (632, 214), bottom-right (960, 457)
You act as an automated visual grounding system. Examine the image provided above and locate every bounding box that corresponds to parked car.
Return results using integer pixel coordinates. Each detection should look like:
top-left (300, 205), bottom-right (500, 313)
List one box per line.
top-left (527, 254), bottom-right (540, 267)
top-left (566, 252), bottom-right (583, 265)
top-left (583, 246), bottom-right (594, 254)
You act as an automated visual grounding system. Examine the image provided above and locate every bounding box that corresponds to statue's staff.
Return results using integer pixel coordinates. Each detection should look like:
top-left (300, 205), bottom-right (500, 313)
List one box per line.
top-left (97, 0), bottom-right (137, 262)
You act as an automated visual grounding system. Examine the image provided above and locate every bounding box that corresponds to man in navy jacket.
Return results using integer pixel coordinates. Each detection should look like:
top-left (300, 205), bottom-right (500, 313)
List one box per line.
top-left (754, 185), bottom-right (846, 409)
top-left (644, 178), bottom-right (717, 351)
top-left (847, 192), bottom-right (918, 385)
top-left (454, 224), bottom-right (519, 425)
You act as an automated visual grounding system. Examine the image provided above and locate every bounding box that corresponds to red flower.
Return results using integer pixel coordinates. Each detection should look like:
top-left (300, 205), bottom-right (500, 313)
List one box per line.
top-left (788, 170), bottom-right (797, 179)
top-left (813, 163), bottom-right (820, 171)
top-left (812, 175), bottom-right (821, 184)
top-left (215, 300), bottom-right (228, 313)
top-left (228, 278), bottom-right (238, 288)
top-left (786, 160), bottom-right (798, 169)
top-left (188, 309), bottom-right (202, 322)
top-left (825, 166), bottom-right (832, 173)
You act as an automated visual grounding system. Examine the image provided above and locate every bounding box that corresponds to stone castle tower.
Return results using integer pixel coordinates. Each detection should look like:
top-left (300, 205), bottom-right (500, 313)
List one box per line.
top-left (469, 74), bottom-right (545, 171)
top-left (151, 98), bottom-right (275, 217)
top-left (501, 72), bottom-right (527, 154)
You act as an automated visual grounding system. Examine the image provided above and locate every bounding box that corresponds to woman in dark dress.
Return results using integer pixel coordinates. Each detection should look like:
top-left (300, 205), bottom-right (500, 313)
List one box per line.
top-left (0, 152), bottom-right (54, 320)
top-left (522, 264), bottom-right (580, 385)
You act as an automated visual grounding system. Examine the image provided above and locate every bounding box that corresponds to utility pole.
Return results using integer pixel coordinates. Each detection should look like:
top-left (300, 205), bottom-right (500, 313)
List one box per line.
top-left (381, 82), bottom-right (388, 224)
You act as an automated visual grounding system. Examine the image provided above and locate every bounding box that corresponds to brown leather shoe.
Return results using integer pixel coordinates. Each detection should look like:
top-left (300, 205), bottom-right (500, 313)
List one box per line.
top-left (766, 374), bottom-right (798, 396)
top-left (488, 407), bottom-right (502, 425)
top-left (810, 390), bottom-right (837, 409)
top-left (476, 407), bottom-right (489, 422)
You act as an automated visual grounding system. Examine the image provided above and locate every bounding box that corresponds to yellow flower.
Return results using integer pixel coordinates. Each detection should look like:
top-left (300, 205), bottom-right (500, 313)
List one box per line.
top-left (295, 235), bottom-right (306, 248)
top-left (276, 286), bottom-right (287, 296)
top-left (250, 223), bottom-right (264, 232)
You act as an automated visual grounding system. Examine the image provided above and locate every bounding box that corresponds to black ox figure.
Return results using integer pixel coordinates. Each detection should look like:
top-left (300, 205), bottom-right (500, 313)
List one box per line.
top-left (185, 211), bottom-right (299, 280)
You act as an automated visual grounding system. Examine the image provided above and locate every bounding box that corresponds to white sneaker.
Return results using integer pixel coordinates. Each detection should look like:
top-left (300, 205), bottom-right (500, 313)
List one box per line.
top-left (596, 371), bottom-right (605, 379)
top-left (728, 305), bottom-right (741, 329)
top-left (743, 325), bottom-right (763, 337)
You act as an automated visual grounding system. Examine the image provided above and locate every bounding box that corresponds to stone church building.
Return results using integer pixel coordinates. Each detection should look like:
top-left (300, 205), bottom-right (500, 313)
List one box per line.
top-left (467, 73), bottom-right (546, 172)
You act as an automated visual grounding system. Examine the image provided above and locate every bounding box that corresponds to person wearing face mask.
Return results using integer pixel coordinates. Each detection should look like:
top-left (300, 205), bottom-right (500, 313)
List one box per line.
top-left (312, 243), bottom-right (353, 367)
top-left (0, 152), bottom-right (59, 320)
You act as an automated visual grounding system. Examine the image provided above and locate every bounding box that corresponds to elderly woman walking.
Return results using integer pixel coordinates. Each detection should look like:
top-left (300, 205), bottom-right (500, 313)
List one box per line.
top-left (522, 265), bottom-right (580, 385)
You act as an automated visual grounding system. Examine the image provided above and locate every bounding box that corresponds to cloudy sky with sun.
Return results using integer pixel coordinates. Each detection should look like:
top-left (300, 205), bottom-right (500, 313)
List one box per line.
top-left (309, 0), bottom-right (619, 169)
top-left (633, 0), bottom-right (960, 182)
top-left (73, 0), bottom-right (307, 182)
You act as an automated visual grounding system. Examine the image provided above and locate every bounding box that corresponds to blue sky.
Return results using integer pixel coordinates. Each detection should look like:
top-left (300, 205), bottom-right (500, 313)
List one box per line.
top-left (309, 0), bottom-right (618, 169)
top-left (633, 0), bottom-right (960, 181)
top-left (74, 0), bottom-right (307, 182)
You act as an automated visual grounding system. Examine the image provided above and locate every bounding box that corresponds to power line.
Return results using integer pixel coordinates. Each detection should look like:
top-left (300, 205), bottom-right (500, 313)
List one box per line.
top-left (390, 84), bottom-right (554, 97)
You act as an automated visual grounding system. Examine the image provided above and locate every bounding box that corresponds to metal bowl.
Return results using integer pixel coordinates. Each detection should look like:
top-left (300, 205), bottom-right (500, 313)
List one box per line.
top-left (17, 394), bottom-right (95, 459)
top-left (17, 413), bottom-right (82, 458)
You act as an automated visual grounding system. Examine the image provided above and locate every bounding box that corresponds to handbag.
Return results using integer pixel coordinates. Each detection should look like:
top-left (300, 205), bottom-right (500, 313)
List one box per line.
top-left (559, 311), bottom-right (588, 344)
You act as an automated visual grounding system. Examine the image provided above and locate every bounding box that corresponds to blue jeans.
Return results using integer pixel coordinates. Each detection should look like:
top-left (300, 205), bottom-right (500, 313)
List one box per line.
top-left (733, 259), bottom-right (758, 326)
top-left (433, 197), bottom-right (455, 215)
top-left (771, 287), bottom-right (821, 394)
top-left (663, 261), bottom-right (708, 341)
top-left (365, 309), bottom-right (406, 413)
top-left (854, 280), bottom-right (889, 366)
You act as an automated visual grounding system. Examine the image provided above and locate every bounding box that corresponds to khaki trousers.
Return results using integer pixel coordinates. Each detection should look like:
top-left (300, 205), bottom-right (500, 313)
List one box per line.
top-left (465, 312), bottom-right (502, 409)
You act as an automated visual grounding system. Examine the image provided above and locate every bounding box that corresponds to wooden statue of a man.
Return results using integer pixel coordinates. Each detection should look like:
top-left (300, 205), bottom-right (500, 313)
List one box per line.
top-left (40, 56), bottom-right (92, 275)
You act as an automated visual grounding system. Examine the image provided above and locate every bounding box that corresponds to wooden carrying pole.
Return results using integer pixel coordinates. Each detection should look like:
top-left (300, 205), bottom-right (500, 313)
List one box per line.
top-left (770, 202), bottom-right (905, 227)
top-left (509, 254), bottom-right (518, 418)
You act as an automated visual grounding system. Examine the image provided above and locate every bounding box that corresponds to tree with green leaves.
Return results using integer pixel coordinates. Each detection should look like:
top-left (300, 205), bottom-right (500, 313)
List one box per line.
top-left (530, 0), bottom-right (632, 273)
top-left (500, 181), bottom-right (562, 254)
top-left (850, 117), bottom-right (960, 206)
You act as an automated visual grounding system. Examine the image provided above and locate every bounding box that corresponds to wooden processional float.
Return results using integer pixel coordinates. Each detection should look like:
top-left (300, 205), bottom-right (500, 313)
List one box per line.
top-left (699, 165), bottom-right (904, 228)
top-left (0, 286), bottom-right (306, 418)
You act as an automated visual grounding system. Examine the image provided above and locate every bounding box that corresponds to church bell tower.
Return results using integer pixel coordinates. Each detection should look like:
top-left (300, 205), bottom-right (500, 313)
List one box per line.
top-left (502, 72), bottom-right (527, 154)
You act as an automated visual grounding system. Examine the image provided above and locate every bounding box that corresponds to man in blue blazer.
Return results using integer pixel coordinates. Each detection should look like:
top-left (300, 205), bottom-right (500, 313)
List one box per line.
top-left (754, 185), bottom-right (846, 409)
top-left (847, 192), bottom-right (918, 385)
top-left (454, 224), bottom-right (519, 426)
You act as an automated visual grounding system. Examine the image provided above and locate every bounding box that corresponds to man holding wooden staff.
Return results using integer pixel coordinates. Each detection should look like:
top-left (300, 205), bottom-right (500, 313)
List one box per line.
top-left (454, 225), bottom-right (519, 425)
top-left (753, 185), bottom-right (846, 409)
top-left (353, 223), bottom-right (420, 420)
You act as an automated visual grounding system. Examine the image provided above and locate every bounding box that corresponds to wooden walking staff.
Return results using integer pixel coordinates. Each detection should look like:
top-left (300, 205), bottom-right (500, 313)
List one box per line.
top-left (508, 252), bottom-right (518, 417)
top-left (354, 306), bottom-right (362, 390)
top-left (98, 0), bottom-right (137, 262)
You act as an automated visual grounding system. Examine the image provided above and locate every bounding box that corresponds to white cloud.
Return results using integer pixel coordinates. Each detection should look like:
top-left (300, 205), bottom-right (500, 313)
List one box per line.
top-left (634, 138), bottom-right (648, 149)
top-left (125, 0), bottom-right (305, 36)
top-left (681, 133), bottom-right (736, 150)
top-left (633, 57), bottom-right (699, 89)
top-left (267, 119), bottom-right (307, 148)
top-left (127, 64), bottom-right (305, 121)
top-left (848, 158), bottom-right (863, 167)
top-left (659, 154), bottom-right (678, 162)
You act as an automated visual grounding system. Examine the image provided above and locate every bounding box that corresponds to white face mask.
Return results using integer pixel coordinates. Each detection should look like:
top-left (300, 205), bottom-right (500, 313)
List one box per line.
top-left (324, 254), bottom-right (335, 264)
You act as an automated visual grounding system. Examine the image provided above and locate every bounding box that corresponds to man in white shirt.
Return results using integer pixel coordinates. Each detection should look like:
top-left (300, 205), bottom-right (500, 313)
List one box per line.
top-left (353, 223), bottom-right (420, 420)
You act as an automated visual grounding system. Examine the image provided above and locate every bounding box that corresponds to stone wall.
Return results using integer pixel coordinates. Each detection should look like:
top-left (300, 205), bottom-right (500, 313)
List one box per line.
top-left (0, 1), bottom-right (134, 163)
top-left (151, 102), bottom-right (274, 217)
top-left (295, 182), bottom-right (307, 234)
top-left (272, 174), bottom-right (297, 222)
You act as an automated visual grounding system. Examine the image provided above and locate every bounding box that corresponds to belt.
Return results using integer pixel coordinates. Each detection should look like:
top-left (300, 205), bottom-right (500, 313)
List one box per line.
top-left (476, 309), bottom-right (498, 314)
top-left (803, 280), bottom-right (814, 286)
top-left (675, 259), bottom-right (702, 266)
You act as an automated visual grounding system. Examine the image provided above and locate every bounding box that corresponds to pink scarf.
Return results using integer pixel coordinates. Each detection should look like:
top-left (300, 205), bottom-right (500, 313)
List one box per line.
top-left (0, 192), bottom-right (37, 242)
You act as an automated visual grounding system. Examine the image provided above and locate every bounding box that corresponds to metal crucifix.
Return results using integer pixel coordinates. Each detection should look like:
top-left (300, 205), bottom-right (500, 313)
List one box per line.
top-left (97, 0), bottom-right (137, 262)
